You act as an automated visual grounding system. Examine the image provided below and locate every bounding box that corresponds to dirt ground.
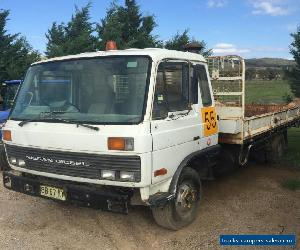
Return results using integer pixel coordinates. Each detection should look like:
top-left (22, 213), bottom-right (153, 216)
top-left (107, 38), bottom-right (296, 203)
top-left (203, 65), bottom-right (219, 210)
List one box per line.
top-left (0, 164), bottom-right (299, 250)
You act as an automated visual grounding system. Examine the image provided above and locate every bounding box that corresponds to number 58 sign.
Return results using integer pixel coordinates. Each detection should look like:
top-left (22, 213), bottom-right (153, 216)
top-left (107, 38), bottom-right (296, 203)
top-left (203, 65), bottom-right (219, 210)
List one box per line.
top-left (201, 107), bottom-right (218, 137)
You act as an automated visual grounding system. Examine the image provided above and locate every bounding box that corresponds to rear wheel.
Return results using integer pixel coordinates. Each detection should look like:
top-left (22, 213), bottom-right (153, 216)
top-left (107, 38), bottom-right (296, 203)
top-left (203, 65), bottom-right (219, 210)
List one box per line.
top-left (265, 134), bottom-right (286, 163)
top-left (152, 167), bottom-right (202, 230)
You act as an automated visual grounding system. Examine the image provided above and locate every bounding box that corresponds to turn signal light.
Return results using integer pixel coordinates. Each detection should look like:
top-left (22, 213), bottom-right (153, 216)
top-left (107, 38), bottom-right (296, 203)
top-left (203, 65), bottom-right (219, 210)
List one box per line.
top-left (2, 130), bottom-right (12, 141)
top-left (108, 137), bottom-right (125, 150)
top-left (108, 137), bottom-right (134, 151)
top-left (154, 168), bottom-right (168, 177)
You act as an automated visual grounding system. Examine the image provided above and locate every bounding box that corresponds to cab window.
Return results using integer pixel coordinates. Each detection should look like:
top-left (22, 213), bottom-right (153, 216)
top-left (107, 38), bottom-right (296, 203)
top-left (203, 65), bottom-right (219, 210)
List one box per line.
top-left (152, 62), bottom-right (189, 119)
top-left (194, 64), bottom-right (212, 107)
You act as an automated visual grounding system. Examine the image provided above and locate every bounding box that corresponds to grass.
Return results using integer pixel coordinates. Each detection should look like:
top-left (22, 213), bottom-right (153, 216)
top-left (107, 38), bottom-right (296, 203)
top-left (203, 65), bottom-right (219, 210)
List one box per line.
top-left (246, 80), bottom-right (293, 104)
top-left (281, 179), bottom-right (300, 191)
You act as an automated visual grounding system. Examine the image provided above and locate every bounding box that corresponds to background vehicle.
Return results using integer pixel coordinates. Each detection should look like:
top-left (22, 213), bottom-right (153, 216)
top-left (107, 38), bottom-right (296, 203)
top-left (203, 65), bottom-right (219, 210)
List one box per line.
top-left (0, 80), bottom-right (21, 170)
top-left (2, 49), bottom-right (300, 230)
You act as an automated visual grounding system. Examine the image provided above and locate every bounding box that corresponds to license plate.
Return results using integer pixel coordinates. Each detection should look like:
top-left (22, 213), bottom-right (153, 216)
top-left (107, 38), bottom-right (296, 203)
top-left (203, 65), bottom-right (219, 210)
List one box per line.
top-left (40, 185), bottom-right (66, 201)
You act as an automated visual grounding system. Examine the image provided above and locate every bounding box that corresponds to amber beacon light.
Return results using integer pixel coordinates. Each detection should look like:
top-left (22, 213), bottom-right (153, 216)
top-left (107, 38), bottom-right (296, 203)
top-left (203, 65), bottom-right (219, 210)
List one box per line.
top-left (105, 40), bottom-right (117, 51)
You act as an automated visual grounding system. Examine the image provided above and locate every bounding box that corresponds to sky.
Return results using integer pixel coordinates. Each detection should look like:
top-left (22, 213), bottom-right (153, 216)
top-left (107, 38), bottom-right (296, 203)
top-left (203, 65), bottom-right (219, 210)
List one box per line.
top-left (0, 0), bottom-right (299, 59)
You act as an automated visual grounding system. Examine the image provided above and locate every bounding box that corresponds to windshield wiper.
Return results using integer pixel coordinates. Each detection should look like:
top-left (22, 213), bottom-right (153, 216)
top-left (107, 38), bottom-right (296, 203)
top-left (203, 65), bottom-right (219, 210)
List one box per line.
top-left (48, 117), bottom-right (99, 131)
top-left (18, 112), bottom-right (99, 131)
top-left (18, 111), bottom-right (68, 127)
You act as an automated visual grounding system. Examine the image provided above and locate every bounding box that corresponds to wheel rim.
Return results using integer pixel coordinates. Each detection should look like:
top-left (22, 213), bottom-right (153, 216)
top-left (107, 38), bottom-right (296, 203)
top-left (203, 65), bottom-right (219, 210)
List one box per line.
top-left (175, 182), bottom-right (198, 217)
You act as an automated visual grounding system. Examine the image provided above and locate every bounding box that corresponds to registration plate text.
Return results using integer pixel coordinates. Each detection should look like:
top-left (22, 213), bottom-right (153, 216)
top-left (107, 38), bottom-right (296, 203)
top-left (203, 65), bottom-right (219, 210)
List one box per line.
top-left (40, 185), bottom-right (66, 201)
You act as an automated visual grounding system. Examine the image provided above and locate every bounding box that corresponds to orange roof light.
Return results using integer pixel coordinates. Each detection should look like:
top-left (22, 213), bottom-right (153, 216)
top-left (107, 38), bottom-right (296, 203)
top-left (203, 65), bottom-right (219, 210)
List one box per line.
top-left (106, 40), bottom-right (117, 51)
top-left (2, 130), bottom-right (12, 141)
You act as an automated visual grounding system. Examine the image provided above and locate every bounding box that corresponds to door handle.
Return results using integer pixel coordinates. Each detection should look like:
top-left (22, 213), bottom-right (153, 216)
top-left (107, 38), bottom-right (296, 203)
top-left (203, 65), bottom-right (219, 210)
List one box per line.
top-left (193, 136), bottom-right (200, 141)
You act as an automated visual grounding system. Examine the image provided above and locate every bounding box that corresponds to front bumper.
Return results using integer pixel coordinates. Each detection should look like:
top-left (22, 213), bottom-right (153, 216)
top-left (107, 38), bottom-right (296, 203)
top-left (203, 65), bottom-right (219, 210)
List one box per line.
top-left (3, 171), bottom-right (133, 214)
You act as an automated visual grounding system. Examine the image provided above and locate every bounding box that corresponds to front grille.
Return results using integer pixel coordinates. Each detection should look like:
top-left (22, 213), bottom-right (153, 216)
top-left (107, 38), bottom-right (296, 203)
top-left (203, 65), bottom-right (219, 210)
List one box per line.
top-left (5, 145), bottom-right (141, 182)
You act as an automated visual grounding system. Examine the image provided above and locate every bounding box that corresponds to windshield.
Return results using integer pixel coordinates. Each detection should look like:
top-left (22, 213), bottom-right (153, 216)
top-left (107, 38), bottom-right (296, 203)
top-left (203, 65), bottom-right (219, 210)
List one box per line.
top-left (10, 56), bottom-right (150, 124)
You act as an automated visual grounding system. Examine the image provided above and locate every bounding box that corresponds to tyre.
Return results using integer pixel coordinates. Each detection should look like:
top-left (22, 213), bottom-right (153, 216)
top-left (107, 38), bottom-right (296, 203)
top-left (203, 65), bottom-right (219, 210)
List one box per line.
top-left (152, 167), bottom-right (202, 230)
top-left (265, 134), bottom-right (285, 163)
top-left (0, 145), bottom-right (9, 171)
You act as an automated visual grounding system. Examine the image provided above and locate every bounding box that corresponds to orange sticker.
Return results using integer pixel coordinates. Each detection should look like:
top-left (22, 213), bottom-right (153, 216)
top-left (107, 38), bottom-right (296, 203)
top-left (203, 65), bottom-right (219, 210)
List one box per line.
top-left (201, 107), bottom-right (218, 137)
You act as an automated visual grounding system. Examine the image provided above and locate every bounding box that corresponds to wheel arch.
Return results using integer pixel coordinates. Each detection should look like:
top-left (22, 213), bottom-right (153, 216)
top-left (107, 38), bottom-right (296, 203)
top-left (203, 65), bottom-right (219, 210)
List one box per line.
top-left (168, 145), bottom-right (220, 195)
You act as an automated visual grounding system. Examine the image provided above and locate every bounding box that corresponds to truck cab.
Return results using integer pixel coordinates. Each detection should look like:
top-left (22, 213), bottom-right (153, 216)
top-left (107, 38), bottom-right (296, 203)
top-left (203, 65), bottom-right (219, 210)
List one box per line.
top-left (2, 49), bottom-right (219, 229)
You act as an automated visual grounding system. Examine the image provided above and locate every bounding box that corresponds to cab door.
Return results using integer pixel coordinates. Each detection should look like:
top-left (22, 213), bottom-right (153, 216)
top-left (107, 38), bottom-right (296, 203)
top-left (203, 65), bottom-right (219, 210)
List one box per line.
top-left (193, 63), bottom-right (219, 146)
top-left (150, 60), bottom-right (202, 184)
top-left (150, 61), bottom-right (219, 184)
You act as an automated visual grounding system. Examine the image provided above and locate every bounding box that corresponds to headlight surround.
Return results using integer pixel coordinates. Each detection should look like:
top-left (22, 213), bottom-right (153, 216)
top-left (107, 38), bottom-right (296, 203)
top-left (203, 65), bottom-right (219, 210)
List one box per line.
top-left (100, 170), bottom-right (137, 182)
top-left (8, 157), bottom-right (26, 167)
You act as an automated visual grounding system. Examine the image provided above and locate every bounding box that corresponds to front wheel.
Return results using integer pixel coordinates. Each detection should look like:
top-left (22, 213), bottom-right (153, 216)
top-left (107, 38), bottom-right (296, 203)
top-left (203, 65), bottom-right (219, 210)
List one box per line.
top-left (152, 167), bottom-right (202, 230)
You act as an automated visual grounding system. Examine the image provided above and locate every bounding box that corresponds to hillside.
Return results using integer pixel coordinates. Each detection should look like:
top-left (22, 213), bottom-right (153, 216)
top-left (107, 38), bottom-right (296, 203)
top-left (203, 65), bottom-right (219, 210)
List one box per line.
top-left (245, 58), bottom-right (295, 68)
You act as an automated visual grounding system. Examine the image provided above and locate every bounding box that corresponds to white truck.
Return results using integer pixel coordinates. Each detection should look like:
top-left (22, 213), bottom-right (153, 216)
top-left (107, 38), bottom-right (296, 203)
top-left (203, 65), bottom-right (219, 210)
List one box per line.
top-left (2, 48), bottom-right (300, 230)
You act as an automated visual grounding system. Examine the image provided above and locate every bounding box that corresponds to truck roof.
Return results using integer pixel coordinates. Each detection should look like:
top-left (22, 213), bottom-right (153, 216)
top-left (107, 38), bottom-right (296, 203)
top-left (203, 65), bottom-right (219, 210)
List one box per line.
top-left (32, 48), bottom-right (207, 65)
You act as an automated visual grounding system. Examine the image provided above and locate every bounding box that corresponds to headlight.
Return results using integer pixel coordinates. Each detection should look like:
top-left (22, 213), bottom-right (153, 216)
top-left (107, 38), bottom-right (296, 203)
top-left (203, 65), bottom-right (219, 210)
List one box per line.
top-left (120, 171), bottom-right (135, 181)
top-left (17, 159), bottom-right (26, 167)
top-left (9, 157), bottom-right (17, 165)
top-left (9, 157), bottom-right (26, 167)
top-left (101, 170), bottom-right (116, 180)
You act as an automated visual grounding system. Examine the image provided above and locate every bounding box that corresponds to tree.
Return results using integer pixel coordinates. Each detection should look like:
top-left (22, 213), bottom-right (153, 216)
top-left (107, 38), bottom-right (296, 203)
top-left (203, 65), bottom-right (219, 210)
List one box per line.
top-left (5, 37), bottom-right (40, 78)
top-left (288, 25), bottom-right (300, 97)
top-left (45, 1), bottom-right (212, 58)
top-left (45, 22), bottom-right (66, 58)
top-left (97, 0), bottom-right (161, 50)
top-left (245, 68), bottom-right (256, 80)
top-left (65, 4), bottom-right (98, 54)
top-left (45, 4), bottom-right (98, 57)
top-left (0, 10), bottom-right (40, 82)
top-left (164, 29), bottom-right (212, 57)
top-left (265, 68), bottom-right (278, 81)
